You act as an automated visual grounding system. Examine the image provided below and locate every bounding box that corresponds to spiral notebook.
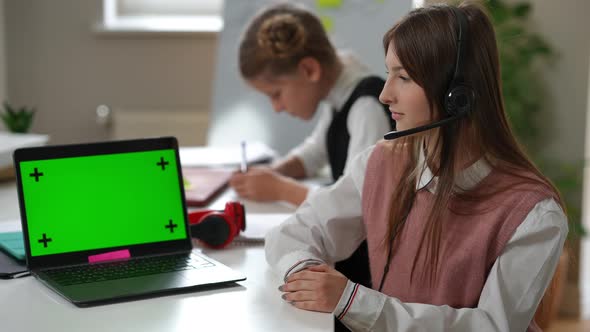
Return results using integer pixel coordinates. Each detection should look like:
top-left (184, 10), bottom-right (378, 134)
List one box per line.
top-left (233, 213), bottom-right (291, 244)
top-left (0, 231), bottom-right (25, 261)
top-left (0, 231), bottom-right (29, 279)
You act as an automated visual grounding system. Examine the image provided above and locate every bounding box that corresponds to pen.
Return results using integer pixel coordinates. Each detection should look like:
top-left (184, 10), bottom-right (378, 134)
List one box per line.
top-left (240, 141), bottom-right (248, 173)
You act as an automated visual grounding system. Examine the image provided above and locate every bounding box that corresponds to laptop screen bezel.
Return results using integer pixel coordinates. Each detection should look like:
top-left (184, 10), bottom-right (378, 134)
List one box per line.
top-left (13, 137), bottom-right (193, 270)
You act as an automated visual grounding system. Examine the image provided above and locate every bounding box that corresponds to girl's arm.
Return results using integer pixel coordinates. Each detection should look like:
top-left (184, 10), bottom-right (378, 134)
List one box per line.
top-left (272, 156), bottom-right (307, 179)
top-left (229, 166), bottom-right (308, 205)
top-left (265, 145), bottom-right (373, 278)
top-left (273, 173), bottom-right (308, 206)
top-left (334, 198), bottom-right (568, 332)
top-left (284, 107), bottom-right (331, 178)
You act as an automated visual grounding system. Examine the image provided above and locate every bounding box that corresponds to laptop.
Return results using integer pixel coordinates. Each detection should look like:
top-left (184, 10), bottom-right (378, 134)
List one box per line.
top-left (13, 137), bottom-right (245, 307)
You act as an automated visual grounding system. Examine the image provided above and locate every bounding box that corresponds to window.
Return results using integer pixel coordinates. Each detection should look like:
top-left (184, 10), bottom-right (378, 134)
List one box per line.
top-left (101, 0), bottom-right (224, 33)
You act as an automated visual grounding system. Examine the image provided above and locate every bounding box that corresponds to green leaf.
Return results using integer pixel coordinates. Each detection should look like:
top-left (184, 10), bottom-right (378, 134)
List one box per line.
top-left (513, 3), bottom-right (531, 18)
top-left (3, 101), bottom-right (13, 114)
top-left (1, 101), bottom-right (36, 133)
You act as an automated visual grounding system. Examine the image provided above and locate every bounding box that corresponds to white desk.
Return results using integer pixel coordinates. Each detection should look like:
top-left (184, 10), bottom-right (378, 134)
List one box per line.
top-left (0, 181), bottom-right (333, 331)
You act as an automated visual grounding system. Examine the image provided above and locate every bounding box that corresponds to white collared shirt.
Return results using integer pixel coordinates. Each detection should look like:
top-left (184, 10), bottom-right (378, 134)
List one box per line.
top-left (265, 144), bottom-right (568, 332)
top-left (286, 52), bottom-right (391, 178)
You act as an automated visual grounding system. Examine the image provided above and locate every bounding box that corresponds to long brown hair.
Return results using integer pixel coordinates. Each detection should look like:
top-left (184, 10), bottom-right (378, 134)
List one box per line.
top-left (382, 3), bottom-right (564, 285)
top-left (238, 3), bottom-right (338, 79)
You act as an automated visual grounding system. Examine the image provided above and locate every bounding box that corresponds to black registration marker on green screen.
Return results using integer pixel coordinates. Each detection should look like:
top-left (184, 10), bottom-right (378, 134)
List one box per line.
top-left (19, 149), bottom-right (186, 257)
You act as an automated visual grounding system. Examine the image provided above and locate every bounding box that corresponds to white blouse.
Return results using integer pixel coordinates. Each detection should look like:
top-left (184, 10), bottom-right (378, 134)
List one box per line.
top-left (286, 52), bottom-right (391, 178)
top-left (265, 145), bottom-right (568, 332)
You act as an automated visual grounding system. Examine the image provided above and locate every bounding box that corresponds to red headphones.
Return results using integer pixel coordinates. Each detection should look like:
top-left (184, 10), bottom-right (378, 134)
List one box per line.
top-left (188, 201), bottom-right (246, 249)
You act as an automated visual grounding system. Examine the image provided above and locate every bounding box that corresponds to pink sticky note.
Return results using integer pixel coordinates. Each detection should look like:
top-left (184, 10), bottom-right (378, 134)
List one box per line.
top-left (88, 249), bottom-right (130, 263)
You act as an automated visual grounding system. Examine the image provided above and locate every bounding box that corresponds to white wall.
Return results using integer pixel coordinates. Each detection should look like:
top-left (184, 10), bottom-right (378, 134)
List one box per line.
top-left (0, 0), bottom-right (6, 108)
top-left (583, 56), bottom-right (590, 317)
top-left (531, 0), bottom-right (590, 163)
top-left (5, 0), bottom-right (217, 145)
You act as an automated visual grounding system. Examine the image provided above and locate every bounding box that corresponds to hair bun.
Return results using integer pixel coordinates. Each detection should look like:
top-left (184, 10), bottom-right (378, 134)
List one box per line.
top-left (257, 13), bottom-right (306, 58)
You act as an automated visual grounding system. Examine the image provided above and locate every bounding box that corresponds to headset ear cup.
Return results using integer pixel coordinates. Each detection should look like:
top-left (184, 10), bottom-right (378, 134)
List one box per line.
top-left (445, 85), bottom-right (474, 116)
top-left (224, 202), bottom-right (246, 232)
top-left (237, 204), bottom-right (246, 231)
top-left (188, 201), bottom-right (246, 249)
top-left (190, 214), bottom-right (233, 248)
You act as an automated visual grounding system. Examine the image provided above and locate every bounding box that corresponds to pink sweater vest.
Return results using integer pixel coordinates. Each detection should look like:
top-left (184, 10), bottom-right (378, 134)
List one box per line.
top-left (362, 142), bottom-right (556, 331)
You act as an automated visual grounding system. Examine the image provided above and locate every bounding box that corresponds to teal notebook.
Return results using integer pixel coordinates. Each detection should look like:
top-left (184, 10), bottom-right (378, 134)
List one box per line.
top-left (0, 232), bottom-right (25, 261)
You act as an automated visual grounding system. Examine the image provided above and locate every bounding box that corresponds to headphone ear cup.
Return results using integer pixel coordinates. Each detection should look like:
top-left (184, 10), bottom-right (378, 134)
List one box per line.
top-left (188, 201), bottom-right (246, 249)
top-left (224, 202), bottom-right (246, 232)
top-left (444, 85), bottom-right (475, 116)
top-left (190, 214), bottom-right (234, 248)
top-left (237, 203), bottom-right (246, 231)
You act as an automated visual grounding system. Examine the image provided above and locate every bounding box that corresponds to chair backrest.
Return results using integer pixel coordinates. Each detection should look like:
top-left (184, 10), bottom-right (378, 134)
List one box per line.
top-left (534, 248), bottom-right (569, 329)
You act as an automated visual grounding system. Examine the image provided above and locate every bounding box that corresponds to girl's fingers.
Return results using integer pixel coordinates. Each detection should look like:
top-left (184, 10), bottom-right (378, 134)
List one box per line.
top-left (282, 290), bottom-right (316, 302)
top-left (233, 184), bottom-right (251, 198)
top-left (229, 174), bottom-right (245, 185)
top-left (281, 279), bottom-right (315, 292)
top-left (287, 268), bottom-right (324, 282)
top-left (305, 264), bottom-right (331, 272)
top-left (232, 186), bottom-right (244, 196)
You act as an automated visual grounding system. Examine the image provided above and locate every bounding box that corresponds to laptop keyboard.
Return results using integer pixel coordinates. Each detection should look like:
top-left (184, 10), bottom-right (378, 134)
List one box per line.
top-left (43, 253), bottom-right (215, 286)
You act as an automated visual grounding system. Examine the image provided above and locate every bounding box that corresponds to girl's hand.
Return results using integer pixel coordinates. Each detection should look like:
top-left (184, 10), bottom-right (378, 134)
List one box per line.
top-left (229, 167), bottom-right (283, 202)
top-left (279, 264), bottom-right (348, 313)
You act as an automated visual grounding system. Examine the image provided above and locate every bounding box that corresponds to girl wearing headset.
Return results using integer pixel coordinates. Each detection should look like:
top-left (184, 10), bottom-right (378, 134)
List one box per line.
top-left (265, 3), bottom-right (567, 331)
top-left (229, 3), bottom-right (395, 206)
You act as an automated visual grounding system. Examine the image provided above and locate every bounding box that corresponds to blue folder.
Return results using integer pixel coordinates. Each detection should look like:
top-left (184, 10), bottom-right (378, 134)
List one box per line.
top-left (0, 231), bottom-right (25, 261)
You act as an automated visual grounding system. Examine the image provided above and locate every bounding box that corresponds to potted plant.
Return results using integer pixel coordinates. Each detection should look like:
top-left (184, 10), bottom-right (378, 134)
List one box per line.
top-left (1, 101), bottom-right (36, 133)
top-left (483, 0), bottom-right (586, 328)
top-left (0, 101), bottom-right (40, 181)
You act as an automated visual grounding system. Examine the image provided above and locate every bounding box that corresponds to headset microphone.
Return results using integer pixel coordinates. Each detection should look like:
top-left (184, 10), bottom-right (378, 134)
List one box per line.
top-left (383, 111), bottom-right (467, 140)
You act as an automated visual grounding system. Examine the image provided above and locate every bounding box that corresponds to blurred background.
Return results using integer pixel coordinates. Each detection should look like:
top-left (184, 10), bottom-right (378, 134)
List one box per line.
top-left (0, 0), bottom-right (588, 330)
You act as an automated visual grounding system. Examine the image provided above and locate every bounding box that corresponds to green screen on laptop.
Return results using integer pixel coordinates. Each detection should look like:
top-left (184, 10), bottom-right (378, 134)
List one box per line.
top-left (18, 149), bottom-right (187, 257)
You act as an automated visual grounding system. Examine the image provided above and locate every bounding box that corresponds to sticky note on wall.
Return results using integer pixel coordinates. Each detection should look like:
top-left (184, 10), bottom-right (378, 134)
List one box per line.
top-left (320, 16), bottom-right (334, 33)
top-left (317, 0), bottom-right (342, 9)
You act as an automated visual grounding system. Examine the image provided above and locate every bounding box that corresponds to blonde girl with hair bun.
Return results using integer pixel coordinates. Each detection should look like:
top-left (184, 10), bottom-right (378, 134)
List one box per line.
top-left (231, 2), bottom-right (395, 206)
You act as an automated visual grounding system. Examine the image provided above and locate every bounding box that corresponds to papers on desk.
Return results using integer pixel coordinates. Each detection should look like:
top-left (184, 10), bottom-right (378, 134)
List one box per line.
top-left (0, 132), bottom-right (49, 168)
top-left (0, 220), bottom-right (21, 234)
top-left (179, 142), bottom-right (276, 168)
top-left (235, 213), bottom-right (291, 243)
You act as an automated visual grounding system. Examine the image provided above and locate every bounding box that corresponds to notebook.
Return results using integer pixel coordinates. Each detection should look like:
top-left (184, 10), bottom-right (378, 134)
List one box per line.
top-left (183, 167), bottom-right (233, 207)
top-left (13, 137), bottom-right (245, 307)
top-left (0, 231), bottom-right (29, 279)
top-left (0, 231), bottom-right (25, 261)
